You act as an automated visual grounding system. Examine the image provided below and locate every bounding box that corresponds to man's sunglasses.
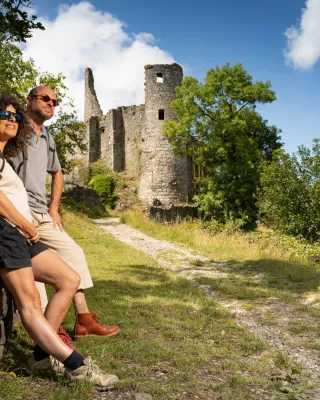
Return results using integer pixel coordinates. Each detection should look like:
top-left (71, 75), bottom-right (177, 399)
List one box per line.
top-left (0, 110), bottom-right (23, 123)
top-left (30, 95), bottom-right (59, 107)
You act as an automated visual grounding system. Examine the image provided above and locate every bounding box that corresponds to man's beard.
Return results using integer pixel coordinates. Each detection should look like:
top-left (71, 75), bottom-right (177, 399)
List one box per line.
top-left (30, 104), bottom-right (54, 122)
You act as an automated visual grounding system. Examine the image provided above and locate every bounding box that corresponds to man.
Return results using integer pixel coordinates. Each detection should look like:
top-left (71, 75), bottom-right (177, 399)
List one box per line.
top-left (11, 86), bottom-right (120, 344)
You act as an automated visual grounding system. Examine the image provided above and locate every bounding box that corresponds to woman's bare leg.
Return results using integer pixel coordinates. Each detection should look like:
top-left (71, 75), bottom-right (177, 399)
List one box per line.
top-left (0, 267), bottom-right (72, 362)
top-left (31, 250), bottom-right (80, 331)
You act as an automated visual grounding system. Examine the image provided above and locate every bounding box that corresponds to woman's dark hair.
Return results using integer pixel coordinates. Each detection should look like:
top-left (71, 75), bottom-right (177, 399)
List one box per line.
top-left (0, 92), bottom-right (32, 160)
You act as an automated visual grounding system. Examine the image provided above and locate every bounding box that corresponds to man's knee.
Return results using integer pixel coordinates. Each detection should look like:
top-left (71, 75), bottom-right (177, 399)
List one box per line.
top-left (64, 269), bottom-right (81, 292)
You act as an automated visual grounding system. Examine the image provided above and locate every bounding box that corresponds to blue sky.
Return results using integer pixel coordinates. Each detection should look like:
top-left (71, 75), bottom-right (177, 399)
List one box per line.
top-left (28, 0), bottom-right (320, 154)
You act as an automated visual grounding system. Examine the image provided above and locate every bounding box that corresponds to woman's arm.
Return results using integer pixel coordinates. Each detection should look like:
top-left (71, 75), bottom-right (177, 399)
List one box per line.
top-left (0, 191), bottom-right (39, 242)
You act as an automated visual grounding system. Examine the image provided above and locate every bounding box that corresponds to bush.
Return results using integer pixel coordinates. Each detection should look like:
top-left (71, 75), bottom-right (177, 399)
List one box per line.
top-left (83, 160), bottom-right (114, 186)
top-left (89, 174), bottom-right (118, 208)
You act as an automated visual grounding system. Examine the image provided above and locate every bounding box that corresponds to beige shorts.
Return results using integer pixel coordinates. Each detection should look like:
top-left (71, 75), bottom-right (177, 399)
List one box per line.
top-left (31, 210), bottom-right (93, 308)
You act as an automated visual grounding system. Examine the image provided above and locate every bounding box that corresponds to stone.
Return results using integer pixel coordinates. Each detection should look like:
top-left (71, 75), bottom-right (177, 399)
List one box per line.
top-left (134, 393), bottom-right (153, 400)
top-left (0, 280), bottom-right (14, 361)
top-left (65, 185), bottom-right (106, 212)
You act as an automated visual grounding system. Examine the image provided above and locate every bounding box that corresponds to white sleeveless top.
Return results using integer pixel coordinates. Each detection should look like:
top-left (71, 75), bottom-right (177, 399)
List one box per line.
top-left (0, 158), bottom-right (33, 224)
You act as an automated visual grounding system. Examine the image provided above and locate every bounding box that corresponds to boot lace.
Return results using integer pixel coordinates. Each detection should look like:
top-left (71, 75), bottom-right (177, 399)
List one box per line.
top-left (92, 313), bottom-right (104, 326)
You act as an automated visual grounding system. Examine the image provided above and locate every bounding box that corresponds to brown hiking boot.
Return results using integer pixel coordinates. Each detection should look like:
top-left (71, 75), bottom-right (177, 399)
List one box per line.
top-left (65, 356), bottom-right (118, 388)
top-left (73, 313), bottom-right (120, 339)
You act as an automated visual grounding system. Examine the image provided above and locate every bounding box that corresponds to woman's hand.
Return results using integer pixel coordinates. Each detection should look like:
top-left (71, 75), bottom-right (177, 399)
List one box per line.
top-left (22, 223), bottom-right (40, 244)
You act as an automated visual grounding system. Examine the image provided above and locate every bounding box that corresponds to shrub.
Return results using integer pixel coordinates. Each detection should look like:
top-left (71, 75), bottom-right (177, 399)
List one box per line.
top-left (89, 174), bottom-right (118, 208)
top-left (83, 160), bottom-right (114, 186)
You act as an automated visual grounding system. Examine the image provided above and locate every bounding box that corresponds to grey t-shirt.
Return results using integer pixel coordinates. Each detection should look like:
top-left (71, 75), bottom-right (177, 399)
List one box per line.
top-left (11, 126), bottom-right (61, 213)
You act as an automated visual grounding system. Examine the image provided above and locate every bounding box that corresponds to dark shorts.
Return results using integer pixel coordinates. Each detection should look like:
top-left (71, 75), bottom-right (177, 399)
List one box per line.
top-left (0, 218), bottom-right (48, 269)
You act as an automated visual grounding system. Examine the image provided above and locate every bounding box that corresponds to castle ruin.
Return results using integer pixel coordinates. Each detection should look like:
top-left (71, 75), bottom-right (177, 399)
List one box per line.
top-left (85, 63), bottom-right (193, 205)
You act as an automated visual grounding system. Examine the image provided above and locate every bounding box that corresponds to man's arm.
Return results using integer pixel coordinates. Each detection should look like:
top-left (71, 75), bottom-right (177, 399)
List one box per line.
top-left (49, 169), bottom-right (64, 231)
top-left (0, 192), bottom-right (40, 242)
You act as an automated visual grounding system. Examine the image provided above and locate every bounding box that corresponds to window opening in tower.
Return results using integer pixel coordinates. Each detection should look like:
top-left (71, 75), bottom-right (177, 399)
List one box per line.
top-left (158, 109), bottom-right (165, 120)
top-left (156, 73), bottom-right (163, 83)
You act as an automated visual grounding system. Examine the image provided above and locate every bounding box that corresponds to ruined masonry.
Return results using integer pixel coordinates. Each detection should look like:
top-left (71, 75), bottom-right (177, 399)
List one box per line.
top-left (85, 63), bottom-right (193, 205)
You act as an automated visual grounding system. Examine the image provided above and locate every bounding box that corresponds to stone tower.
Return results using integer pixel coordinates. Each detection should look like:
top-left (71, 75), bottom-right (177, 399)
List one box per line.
top-left (138, 64), bottom-right (189, 205)
top-left (85, 68), bottom-right (103, 163)
top-left (84, 68), bottom-right (103, 122)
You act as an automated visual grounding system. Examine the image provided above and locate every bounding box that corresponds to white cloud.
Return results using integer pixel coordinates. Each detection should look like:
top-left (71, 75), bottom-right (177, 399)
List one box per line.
top-left (284, 0), bottom-right (320, 69)
top-left (23, 1), bottom-right (175, 118)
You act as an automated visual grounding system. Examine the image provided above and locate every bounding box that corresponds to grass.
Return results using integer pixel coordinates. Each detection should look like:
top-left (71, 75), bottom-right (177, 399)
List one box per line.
top-left (121, 209), bottom-right (320, 302)
top-left (120, 209), bottom-right (320, 371)
top-left (0, 207), bottom-right (317, 399)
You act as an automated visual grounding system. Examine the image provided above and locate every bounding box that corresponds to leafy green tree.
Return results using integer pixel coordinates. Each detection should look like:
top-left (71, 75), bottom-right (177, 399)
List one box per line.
top-left (164, 63), bottom-right (282, 226)
top-left (0, 0), bottom-right (44, 43)
top-left (0, 42), bottom-right (87, 171)
top-left (258, 140), bottom-right (320, 241)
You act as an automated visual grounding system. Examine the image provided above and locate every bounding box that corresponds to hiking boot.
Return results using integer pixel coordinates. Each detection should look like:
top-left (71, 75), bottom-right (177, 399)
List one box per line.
top-left (74, 313), bottom-right (120, 339)
top-left (65, 357), bottom-right (118, 388)
top-left (57, 326), bottom-right (81, 352)
top-left (26, 354), bottom-right (66, 375)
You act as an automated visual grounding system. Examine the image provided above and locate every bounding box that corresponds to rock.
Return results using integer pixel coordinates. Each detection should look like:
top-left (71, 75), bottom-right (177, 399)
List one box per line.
top-left (134, 393), bottom-right (153, 400)
top-left (0, 280), bottom-right (14, 360)
top-left (64, 185), bottom-right (105, 211)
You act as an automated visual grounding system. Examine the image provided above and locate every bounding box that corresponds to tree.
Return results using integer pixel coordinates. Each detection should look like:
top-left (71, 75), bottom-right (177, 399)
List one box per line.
top-left (258, 141), bottom-right (320, 241)
top-left (0, 42), bottom-right (87, 171)
top-left (164, 63), bottom-right (282, 227)
top-left (0, 0), bottom-right (44, 43)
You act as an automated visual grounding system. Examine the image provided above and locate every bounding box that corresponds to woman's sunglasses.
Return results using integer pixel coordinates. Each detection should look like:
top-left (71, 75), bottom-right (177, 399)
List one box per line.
top-left (0, 110), bottom-right (23, 123)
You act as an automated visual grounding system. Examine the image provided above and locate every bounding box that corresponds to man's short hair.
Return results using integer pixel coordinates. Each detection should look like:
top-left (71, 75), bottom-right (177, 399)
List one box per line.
top-left (28, 87), bottom-right (38, 97)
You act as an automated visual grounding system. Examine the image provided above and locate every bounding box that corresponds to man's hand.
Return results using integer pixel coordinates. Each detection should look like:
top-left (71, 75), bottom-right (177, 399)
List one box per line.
top-left (49, 207), bottom-right (63, 232)
top-left (22, 223), bottom-right (40, 244)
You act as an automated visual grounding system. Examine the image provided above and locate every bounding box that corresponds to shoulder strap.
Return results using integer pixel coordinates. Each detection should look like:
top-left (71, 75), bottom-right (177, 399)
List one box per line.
top-left (43, 127), bottom-right (56, 155)
top-left (21, 146), bottom-right (29, 183)
top-left (0, 152), bottom-right (5, 180)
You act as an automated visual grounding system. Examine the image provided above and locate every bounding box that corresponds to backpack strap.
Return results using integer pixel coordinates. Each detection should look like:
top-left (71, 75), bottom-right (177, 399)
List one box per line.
top-left (0, 152), bottom-right (5, 180)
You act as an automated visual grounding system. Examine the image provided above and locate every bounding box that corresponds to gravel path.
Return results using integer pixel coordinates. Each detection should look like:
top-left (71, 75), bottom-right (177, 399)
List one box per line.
top-left (93, 217), bottom-right (320, 399)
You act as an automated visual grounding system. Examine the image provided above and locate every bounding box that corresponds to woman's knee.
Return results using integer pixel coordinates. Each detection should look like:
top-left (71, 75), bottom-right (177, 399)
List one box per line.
top-left (16, 287), bottom-right (41, 315)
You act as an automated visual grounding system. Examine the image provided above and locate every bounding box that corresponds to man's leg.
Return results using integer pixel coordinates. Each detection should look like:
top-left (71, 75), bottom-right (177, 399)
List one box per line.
top-left (32, 211), bottom-right (120, 338)
top-left (34, 281), bottom-right (48, 313)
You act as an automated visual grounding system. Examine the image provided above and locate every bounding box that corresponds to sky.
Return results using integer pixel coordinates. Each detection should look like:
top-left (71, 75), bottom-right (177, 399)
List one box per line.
top-left (23, 0), bottom-right (320, 154)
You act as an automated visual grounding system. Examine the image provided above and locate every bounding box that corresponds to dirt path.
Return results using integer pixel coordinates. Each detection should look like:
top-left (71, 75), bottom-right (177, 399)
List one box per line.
top-left (93, 217), bottom-right (320, 398)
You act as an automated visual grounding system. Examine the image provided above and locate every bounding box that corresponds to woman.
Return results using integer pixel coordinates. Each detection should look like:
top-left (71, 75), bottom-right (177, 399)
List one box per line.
top-left (0, 92), bottom-right (117, 387)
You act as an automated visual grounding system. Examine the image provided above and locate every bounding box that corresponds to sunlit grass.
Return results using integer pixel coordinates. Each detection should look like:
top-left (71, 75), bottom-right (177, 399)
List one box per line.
top-left (120, 210), bottom-right (297, 263)
top-left (0, 208), bottom-right (315, 399)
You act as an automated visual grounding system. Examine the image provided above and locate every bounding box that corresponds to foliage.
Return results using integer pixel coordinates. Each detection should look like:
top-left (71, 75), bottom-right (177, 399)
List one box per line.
top-left (0, 42), bottom-right (87, 170)
top-left (0, 42), bottom-right (38, 99)
top-left (0, 0), bottom-right (44, 43)
top-left (164, 63), bottom-right (282, 227)
top-left (88, 174), bottom-right (118, 208)
top-left (258, 140), bottom-right (320, 241)
top-left (83, 160), bottom-right (114, 186)
top-left (47, 110), bottom-right (87, 173)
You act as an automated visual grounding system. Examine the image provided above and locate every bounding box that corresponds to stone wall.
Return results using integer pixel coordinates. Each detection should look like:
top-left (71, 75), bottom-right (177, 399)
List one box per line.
top-left (122, 105), bottom-right (144, 176)
top-left (88, 116), bottom-right (100, 163)
top-left (149, 204), bottom-right (198, 222)
top-left (100, 111), bottom-right (112, 165)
